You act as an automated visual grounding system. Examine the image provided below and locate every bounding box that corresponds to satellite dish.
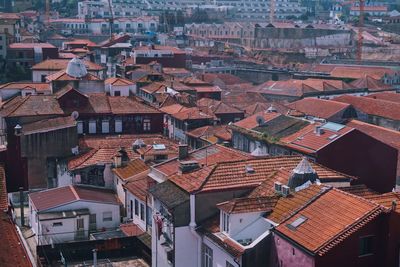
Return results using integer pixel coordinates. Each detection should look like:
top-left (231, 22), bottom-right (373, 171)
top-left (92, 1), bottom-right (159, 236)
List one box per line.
top-left (256, 115), bottom-right (265, 126)
top-left (71, 111), bottom-right (79, 120)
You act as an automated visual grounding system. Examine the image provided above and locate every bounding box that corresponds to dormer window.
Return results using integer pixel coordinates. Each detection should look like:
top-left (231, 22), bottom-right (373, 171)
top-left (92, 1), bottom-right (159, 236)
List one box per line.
top-left (221, 212), bottom-right (230, 233)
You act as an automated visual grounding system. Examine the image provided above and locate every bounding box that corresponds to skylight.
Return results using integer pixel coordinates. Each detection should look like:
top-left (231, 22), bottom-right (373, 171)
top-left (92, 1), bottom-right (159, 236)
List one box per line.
top-left (322, 122), bottom-right (345, 132)
top-left (287, 215), bottom-right (308, 230)
top-left (153, 144), bottom-right (166, 150)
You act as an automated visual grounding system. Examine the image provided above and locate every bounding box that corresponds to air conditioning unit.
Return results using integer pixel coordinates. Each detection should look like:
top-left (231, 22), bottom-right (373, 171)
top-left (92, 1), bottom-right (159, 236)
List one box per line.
top-left (282, 185), bottom-right (290, 197)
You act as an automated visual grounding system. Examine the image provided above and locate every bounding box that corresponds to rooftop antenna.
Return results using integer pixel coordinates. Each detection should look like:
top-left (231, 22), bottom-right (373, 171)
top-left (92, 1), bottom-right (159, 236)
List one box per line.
top-left (107, 0), bottom-right (115, 40)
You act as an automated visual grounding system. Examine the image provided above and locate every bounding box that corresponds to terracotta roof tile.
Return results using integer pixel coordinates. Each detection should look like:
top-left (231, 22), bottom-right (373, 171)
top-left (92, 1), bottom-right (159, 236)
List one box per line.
top-left (334, 94), bottom-right (400, 120)
top-left (0, 82), bottom-right (50, 92)
top-left (124, 172), bottom-right (154, 202)
top-left (21, 116), bottom-right (76, 135)
top-left (280, 122), bottom-right (354, 154)
top-left (155, 144), bottom-right (251, 178)
top-left (365, 92), bottom-right (400, 103)
top-left (105, 77), bottom-right (135, 86)
top-left (113, 159), bottom-right (149, 181)
top-left (9, 42), bottom-right (55, 49)
top-left (46, 70), bottom-right (101, 82)
top-left (286, 98), bottom-right (351, 119)
top-left (0, 95), bottom-right (64, 117)
top-left (267, 184), bottom-right (324, 223)
top-left (32, 59), bottom-right (104, 71)
top-left (233, 111), bottom-right (280, 130)
top-left (217, 196), bottom-right (279, 214)
top-left (171, 107), bottom-right (213, 121)
top-left (330, 66), bottom-right (396, 80)
top-left (350, 76), bottom-right (393, 91)
top-left (275, 188), bottom-right (382, 256)
top-left (340, 184), bottom-right (380, 198)
top-left (197, 98), bottom-right (244, 116)
top-left (29, 185), bottom-right (119, 212)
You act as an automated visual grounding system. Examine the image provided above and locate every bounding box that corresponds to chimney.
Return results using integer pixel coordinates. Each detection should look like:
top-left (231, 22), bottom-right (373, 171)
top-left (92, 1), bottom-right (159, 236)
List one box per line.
top-left (178, 144), bottom-right (189, 160)
top-left (314, 125), bottom-right (324, 136)
top-left (392, 200), bottom-right (397, 211)
top-left (114, 152), bottom-right (122, 168)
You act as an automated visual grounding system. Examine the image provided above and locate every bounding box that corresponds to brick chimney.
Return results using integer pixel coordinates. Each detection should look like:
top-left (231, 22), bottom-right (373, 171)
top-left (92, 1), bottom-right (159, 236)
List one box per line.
top-left (178, 144), bottom-right (189, 160)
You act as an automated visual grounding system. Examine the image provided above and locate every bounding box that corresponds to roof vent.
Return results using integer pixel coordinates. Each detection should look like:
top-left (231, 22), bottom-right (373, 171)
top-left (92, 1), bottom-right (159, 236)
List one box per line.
top-left (66, 57), bottom-right (88, 78)
top-left (266, 104), bottom-right (277, 113)
top-left (245, 164), bottom-right (255, 174)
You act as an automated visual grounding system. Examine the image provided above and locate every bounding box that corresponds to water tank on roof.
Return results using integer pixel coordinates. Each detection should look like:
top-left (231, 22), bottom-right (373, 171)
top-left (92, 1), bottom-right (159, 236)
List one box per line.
top-left (66, 57), bottom-right (88, 78)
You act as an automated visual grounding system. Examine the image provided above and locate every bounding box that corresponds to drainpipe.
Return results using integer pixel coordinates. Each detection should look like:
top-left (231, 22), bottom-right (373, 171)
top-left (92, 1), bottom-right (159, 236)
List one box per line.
top-left (92, 249), bottom-right (97, 267)
top-left (189, 194), bottom-right (202, 267)
top-left (19, 187), bottom-right (24, 226)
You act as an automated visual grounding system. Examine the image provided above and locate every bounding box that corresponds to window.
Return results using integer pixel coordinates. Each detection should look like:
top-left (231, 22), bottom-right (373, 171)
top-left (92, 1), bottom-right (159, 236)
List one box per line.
top-left (115, 119), bottom-right (122, 133)
top-left (359, 235), bottom-right (374, 256)
top-left (134, 199), bottom-right (139, 216)
top-left (130, 200), bottom-right (133, 219)
top-left (114, 90), bottom-right (121, 96)
top-left (41, 74), bottom-right (46, 82)
top-left (77, 121), bottom-right (83, 134)
top-left (103, 211), bottom-right (113, 222)
top-left (89, 120), bottom-right (96, 134)
top-left (222, 212), bottom-right (229, 233)
top-left (53, 222), bottom-right (63, 227)
top-left (140, 203), bottom-right (145, 221)
top-left (143, 119), bottom-right (151, 131)
top-left (226, 261), bottom-right (234, 267)
top-left (202, 244), bottom-right (213, 267)
top-left (102, 120), bottom-right (109, 133)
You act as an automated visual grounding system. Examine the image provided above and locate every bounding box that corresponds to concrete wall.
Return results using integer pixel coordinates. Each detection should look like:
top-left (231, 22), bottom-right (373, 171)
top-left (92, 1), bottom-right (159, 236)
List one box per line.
top-left (254, 28), bottom-right (352, 49)
top-left (272, 234), bottom-right (315, 267)
top-left (203, 236), bottom-right (240, 267)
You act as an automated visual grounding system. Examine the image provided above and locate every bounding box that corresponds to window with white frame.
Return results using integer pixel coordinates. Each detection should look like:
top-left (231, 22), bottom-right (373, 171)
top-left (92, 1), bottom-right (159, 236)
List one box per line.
top-left (103, 211), bottom-right (112, 222)
top-left (89, 120), bottom-right (97, 134)
top-left (115, 119), bottom-right (122, 133)
top-left (143, 118), bottom-right (151, 131)
top-left (102, 120), bottom-right (110, 133)
top-left (202, 244), bottom-right (213, 267)
top-left (222, 212), bottom-right (230, 233)
top-left (77, 121), bottom-right (83, 134)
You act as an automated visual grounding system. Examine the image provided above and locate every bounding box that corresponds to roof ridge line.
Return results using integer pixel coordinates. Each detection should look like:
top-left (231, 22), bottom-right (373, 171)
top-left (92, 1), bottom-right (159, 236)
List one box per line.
top-left (70, 185), bottom-right (80, 200)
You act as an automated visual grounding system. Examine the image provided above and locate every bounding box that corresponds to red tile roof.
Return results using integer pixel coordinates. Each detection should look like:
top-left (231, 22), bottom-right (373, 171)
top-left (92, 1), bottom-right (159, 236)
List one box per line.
top-left (0, 95), bottom-right (64, 118)
top-left (46, 70), bottom-right (101, 82)
top-left (266, 184), bottom-right (324, 223)
top-left (68, 148), bottom-right (137, 171)
top-left (105, 77), bottom-right (135, 86)
top-left (120, 222), bottom-right (145, 236)
top-left (0, 82), bottom-right (50, 92)
top-left (280, 122), bottom-right (354, 154)
top-left (197, 98), bottom-right (244, 116)
top-left (113, 159), bottom-right (149, 181)
top-left (8, 42), bottom-right (55, 49)
top-left (275, 188), bottom-right (383, 256)
top-left (155, 144), bottom-right (251, 177)
top-left (350, 76), bottom-right (393, 91)
top-left (333, 94), bottom-right (400, 120)
top-left (171, 107), bottom-right (213, 121)
top-left (199, 73), bottom-right (249, 86)
top-left (169, 156), bottom-right (353, 193)
top-left (21, 116), bottom-right (76, 135)
top-left (286, 98), bottom-right (351, 119)
top-left (159, 103), bottom-right (189, 115)
top-left (186, 125), bottom-right (232, 142)
top-left (365, 92), bottom-right (400, 103)
top-left (29, 185), bottom-right (120, 212)
top-left (234, 111), bottom-right (280, 130)
top-left (32, 59), bottom-right (104, 71)
top-left (124, 172), bottom-right (153, 202)
top-left (330, 66), bottom-right (396, 80)
top-left (217, 196), bottom-right (279, 214)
